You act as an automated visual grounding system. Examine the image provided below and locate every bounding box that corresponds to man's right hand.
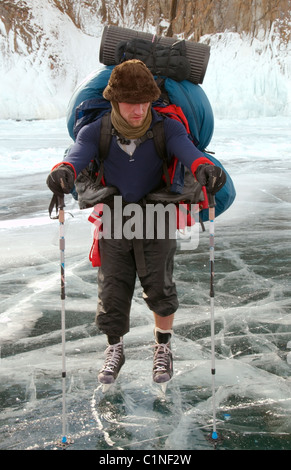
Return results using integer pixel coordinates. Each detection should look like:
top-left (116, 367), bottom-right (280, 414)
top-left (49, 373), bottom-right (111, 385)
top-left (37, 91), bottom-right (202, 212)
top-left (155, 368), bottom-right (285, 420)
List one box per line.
top-left (46, 164), bottom-right (75, 196)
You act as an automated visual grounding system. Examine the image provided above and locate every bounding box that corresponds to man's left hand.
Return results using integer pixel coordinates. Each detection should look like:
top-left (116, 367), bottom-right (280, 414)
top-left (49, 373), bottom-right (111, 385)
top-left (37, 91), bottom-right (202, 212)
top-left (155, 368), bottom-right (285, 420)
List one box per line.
top-left (196, 164), bottom-right (226, 194)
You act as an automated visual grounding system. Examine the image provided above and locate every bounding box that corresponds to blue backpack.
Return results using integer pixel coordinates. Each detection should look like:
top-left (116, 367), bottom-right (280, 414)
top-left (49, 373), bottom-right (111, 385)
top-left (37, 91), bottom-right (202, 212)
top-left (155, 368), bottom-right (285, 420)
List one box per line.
top-left (66, 66), bottom-right (236, 221)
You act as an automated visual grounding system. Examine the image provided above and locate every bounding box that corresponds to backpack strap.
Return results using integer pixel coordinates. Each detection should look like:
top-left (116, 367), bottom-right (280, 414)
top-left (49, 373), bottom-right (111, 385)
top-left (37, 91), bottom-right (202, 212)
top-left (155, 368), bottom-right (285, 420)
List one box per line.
top-left (151, 119), bottom-right (171, 189)
top-left (95, 111), bottom-right (171, 189)
top-left (95, 112), bottom-right (113, 186)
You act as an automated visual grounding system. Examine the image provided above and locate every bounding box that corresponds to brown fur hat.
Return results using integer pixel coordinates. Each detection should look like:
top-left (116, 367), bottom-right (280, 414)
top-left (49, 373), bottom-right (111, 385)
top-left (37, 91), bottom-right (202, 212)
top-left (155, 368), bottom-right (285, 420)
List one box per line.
top-left (103, 59), bottom-right (161, 103)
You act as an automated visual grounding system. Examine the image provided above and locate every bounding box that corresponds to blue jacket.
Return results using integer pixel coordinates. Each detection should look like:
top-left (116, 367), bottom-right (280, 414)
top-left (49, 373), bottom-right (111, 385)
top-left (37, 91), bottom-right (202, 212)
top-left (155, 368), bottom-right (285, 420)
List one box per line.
top-left (64, 109), bottom-right (211, 203)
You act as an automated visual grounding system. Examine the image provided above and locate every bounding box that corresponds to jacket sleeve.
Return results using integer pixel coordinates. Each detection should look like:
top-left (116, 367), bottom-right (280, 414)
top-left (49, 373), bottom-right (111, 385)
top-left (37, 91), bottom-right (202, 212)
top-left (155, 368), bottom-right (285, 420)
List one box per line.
top-left (163, 117), bottom-right (214, 174)
top-left (63, 121), bottom-right (101, 176)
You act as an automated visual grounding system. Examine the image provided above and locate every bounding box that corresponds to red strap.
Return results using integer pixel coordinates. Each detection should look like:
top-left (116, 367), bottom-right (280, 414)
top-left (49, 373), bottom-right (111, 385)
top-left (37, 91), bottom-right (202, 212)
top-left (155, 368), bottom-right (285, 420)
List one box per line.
top-left (154, 104), bottom-right (190, 134)
top-left (89, 234), bottom-right (101, 267)
top-left (88, 204), bottom-right (104, 267)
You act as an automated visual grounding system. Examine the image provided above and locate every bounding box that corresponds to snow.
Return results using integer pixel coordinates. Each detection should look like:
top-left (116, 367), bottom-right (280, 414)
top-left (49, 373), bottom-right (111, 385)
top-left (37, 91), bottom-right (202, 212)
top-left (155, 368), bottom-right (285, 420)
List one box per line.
top-left (201, 28), bottom-right (291, 118)
top-left (0, 1), bottom-right (290, 120)
top-left (0, 0), bottom-right (101, 120)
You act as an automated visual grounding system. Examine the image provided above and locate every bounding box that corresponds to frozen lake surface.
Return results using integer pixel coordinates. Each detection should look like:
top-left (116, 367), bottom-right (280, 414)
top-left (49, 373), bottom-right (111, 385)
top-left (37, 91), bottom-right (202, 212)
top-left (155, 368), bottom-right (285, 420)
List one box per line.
top-left (0, 117), bottom-right (290, 450)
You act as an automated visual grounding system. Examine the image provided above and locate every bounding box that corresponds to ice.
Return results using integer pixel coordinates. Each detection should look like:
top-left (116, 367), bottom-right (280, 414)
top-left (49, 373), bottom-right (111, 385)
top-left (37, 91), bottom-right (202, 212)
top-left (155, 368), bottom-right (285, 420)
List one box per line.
top-left (0, 119), bottom-right (73, 177)
top-left (201, 29), bottom-right (291, 119)
top-left (0, 115), bottom-right (290, 450)
top-left (0, 7), bottom-right (291, 449)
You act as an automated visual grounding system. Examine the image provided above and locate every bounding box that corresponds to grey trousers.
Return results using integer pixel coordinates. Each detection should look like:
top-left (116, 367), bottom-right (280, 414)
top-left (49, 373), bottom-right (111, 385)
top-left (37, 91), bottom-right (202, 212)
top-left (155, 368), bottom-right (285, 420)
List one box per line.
top-left (96, 234), bottom-right (178, 337)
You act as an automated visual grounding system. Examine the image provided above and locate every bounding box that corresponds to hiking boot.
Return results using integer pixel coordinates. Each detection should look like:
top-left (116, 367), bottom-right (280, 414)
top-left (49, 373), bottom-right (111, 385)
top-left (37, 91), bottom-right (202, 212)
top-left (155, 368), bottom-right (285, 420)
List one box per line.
top-left (98, 340), bottom-right (125, 385)
top-left (153, 342), bottom-right (173, 383)
top-left (152, 328), bottom-right (173, 384)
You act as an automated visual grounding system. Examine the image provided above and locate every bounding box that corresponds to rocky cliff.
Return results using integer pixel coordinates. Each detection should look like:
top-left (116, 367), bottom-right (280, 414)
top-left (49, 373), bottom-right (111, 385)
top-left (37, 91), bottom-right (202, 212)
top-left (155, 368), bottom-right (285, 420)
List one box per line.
top-left (2, 0), bottom-right (288, 45)
top-left (0, 0), bottom-right (290, 119)
top-left (170, 0), bottom-right (290, 41)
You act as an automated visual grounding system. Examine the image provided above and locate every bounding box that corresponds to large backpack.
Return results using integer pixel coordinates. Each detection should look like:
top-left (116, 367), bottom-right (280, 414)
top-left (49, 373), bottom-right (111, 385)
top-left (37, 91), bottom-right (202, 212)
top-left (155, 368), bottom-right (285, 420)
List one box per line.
top-left (66, 66), bottom-right (235, 267)
top-left (72, 98), bottom-right (206, 210)
top-left (66, 66), bottom-right (235, 222)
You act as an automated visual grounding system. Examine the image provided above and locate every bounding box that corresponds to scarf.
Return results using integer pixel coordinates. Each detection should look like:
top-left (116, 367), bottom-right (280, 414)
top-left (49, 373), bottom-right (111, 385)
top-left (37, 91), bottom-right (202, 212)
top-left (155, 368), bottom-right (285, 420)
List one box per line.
top-left (110, 101), bottom-right (152, 139)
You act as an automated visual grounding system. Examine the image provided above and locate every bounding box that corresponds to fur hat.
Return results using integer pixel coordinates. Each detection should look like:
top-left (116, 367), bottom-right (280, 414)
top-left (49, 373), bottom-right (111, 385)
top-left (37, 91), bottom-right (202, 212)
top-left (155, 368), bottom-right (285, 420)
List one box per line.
top-left (103, 59), bottom-right (161, 103)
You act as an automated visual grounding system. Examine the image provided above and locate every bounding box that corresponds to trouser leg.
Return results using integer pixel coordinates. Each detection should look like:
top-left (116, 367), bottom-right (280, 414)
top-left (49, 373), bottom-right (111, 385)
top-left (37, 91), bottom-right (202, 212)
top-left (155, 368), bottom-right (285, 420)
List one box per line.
top-left (96, 237), bottom-right (136, 337)
top-left (96, 208), bottom-right (179, 336)
top-left (139, 236), bottom-right (179, 317)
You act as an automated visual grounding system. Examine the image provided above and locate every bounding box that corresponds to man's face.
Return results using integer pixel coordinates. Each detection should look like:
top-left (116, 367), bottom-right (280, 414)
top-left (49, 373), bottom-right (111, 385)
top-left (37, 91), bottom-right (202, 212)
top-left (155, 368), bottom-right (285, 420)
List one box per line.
top-left (118, 102), bottom-right (150, 127)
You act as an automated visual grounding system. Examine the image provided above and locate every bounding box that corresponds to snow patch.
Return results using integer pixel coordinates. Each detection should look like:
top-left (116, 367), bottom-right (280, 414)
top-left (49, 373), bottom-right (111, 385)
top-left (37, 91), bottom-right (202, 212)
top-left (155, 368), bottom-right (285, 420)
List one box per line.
top-left (0, 2), bottom-right (290, 119)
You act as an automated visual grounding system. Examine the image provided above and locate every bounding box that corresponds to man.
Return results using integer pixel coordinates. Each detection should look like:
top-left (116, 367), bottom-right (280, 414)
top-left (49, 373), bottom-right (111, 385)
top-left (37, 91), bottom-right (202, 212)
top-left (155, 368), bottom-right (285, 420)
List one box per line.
top-left (47, 59), bottom-right (225, 387)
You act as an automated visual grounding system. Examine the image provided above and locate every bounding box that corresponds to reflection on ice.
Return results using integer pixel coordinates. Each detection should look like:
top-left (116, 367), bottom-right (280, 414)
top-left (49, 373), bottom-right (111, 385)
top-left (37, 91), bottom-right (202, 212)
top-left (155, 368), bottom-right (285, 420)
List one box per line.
top-left (0, 117), bottom-right (291, 450)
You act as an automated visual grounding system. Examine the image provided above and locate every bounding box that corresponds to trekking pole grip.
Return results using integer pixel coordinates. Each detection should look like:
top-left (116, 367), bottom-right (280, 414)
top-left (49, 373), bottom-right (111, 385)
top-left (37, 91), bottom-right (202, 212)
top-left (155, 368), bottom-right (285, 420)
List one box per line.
top-left (208, 193), bottom-right (216, 209)
top-left (58, 195), bottom-right (65, 212)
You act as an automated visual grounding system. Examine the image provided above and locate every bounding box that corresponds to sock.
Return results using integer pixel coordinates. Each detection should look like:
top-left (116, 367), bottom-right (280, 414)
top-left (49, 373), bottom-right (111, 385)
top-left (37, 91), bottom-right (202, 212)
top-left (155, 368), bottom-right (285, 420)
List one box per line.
top-left (107, 335), bottom-right (123, 345)
top-left (154, 327), bottom-right (173, 344)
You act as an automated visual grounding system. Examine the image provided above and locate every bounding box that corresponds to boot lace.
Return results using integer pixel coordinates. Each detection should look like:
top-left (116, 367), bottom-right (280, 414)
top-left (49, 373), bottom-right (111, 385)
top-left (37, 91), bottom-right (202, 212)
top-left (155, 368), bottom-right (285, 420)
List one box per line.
top-left (153, 343), bottom-right (171, 372)
top-left (101, 342), bottom-right (123, 373)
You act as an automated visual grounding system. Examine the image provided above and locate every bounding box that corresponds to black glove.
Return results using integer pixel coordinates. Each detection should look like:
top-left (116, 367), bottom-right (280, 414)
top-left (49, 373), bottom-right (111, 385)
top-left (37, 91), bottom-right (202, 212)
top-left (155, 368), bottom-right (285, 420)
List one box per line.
top-left (195, 164), bottom-right (226, 195)
top-left (46, 164), bottom-right (75, 196)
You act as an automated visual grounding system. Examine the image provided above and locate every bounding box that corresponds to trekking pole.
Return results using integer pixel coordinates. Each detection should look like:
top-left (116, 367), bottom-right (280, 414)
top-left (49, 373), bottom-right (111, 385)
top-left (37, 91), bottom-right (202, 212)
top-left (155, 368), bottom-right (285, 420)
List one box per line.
top-left (208, 193), bottom-right (218, 444)
top-left (57, 195), bottom-right (72, 448)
